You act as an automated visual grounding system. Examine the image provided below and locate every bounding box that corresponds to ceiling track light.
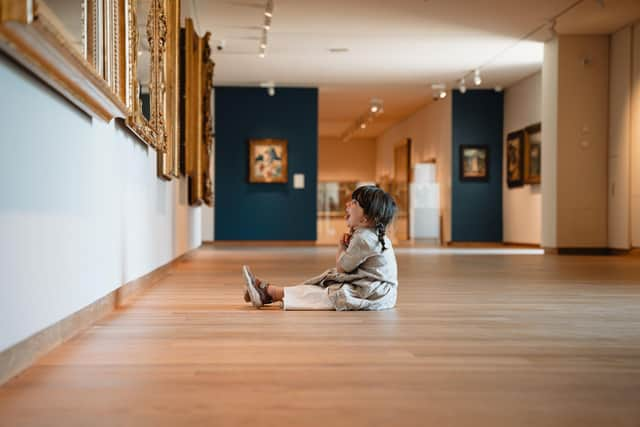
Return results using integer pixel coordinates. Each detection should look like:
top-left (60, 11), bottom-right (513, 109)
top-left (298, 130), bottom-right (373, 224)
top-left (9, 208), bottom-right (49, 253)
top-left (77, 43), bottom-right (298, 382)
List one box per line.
top-left (369, 98), bottom-right (383, 114)
top-left (431, 83), bottom-right (447, 101)
top-left (259, 1), bottom-right (274, 54)
top-left (458, 78), bottom-right (466, 94)
top-left (264, 0), bottom-right (274, 17)
top-left (260, 81), bottom-right (275, 96)
top-left (473, 69), bottom-right (482, 86)
top-left (340, 98), bottom-right (384, 142)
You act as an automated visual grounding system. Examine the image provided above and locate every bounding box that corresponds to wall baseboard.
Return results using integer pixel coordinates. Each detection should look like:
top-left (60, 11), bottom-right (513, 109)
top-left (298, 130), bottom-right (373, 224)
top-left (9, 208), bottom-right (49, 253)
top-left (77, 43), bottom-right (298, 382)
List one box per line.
top-left (205, 240), bottom-right (317, 247)
top-left (544, 247), bottom-right (635, 256)
top-left (0, 252), bottom-right (190, 387)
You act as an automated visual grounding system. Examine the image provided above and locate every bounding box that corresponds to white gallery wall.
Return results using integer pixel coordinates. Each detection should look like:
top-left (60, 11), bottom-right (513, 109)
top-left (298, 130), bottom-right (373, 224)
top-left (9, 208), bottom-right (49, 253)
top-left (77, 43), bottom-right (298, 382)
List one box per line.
top-left (503, 72), bottom-right (542, 245)
top-left (632, 24), bottom-right (640, 248)
top-left (542, 35), bottom-right (609, 248)
top-left (376, 97), bottom-right (452, 242)
top-left (609, 27), bottom-right (632, 249)
top-left (541, 38), bottom-right (559, 248)
top-left (0, 55), bottom-right (201, 352)
top-left (608, 22), bottom-right (640, 249)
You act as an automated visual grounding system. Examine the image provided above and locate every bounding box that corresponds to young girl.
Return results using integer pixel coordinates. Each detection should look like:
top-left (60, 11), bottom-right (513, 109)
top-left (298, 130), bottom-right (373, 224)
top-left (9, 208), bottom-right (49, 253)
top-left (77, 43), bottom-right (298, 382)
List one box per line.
top-left (242, 185), bottom-right (398, 311)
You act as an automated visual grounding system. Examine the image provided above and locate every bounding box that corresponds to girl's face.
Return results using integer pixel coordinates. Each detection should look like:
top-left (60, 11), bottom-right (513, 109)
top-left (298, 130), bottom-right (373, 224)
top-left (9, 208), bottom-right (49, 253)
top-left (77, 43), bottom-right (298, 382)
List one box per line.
top-left (345, 199), bottom-right (369, 230)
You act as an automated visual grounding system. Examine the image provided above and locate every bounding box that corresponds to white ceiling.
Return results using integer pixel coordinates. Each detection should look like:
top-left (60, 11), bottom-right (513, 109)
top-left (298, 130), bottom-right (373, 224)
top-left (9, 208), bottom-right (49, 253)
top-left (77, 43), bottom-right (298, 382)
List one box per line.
top-left (191, 0), bottom-right (640, 139)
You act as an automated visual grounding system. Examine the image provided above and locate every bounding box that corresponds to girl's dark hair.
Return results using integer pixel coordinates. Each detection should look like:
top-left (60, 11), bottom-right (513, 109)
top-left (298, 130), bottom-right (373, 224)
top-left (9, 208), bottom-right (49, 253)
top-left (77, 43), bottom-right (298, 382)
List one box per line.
top-left (351, 185), bottom-right (397, 251)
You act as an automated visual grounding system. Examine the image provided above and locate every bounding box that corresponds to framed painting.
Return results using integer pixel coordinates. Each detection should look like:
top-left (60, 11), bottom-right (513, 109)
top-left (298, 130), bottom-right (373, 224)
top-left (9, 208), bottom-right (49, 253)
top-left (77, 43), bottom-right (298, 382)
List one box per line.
top-left (459, 145), bottom-right (489, 181)
top-left (524, 123), bottom-right (541, 185)
top-left (249, 139), bottom-right (288, 183)
top-left (506, 130), bottom-right (524, 188)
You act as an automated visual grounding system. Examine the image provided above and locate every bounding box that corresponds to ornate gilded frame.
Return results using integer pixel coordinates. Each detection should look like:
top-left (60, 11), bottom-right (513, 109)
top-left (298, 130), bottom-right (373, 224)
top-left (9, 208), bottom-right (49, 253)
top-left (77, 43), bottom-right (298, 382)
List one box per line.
top-left (0, 0), bottom-right (127, 121)
top-left (202, 38), bottom-right (214, 205)
top-left (181, 19), bottom-right (213, 204)
top-left (124, 0), bottom-right (167, 152)
top-left (157, 0), bottom-right (180, 178)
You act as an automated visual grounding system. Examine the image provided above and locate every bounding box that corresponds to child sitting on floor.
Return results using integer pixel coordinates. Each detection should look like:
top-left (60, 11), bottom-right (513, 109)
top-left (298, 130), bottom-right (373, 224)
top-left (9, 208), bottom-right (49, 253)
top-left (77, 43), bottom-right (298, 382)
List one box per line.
top-left (242, 185), bottom-right (398, 311)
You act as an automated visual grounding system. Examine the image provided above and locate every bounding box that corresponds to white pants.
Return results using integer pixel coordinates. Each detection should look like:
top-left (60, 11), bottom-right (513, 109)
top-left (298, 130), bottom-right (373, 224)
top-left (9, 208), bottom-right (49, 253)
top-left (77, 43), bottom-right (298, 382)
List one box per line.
top-left (282, 285), bottom-right (335, 311)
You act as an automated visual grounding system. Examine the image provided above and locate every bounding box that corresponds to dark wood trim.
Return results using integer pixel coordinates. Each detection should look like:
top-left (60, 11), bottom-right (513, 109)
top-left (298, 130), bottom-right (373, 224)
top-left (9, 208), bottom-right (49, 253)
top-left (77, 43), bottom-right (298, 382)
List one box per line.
top-left (503, 241), bottom-right (542, 248)
top-left (0, 251), bottom-right (192, 386)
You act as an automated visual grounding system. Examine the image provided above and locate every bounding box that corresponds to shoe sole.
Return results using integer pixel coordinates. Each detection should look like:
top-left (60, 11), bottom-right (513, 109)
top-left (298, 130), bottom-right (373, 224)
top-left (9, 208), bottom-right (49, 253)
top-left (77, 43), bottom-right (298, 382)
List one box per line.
top-left (242, 265), bottom-right (262, 308)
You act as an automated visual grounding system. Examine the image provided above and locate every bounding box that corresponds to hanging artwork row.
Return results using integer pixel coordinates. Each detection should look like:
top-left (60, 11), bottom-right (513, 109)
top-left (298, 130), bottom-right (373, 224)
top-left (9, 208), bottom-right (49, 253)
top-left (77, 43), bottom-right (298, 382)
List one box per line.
top-left (506, 123), bottom-right (541, 188)
top-left (0, 0), bottom-right (214, 196)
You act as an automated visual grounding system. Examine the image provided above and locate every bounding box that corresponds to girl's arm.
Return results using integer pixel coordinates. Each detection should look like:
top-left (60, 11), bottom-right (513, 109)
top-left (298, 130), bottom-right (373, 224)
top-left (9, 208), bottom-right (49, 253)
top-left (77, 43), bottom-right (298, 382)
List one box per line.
top-left (336, 230), bottom-right (375, 273)
top-left (335, 230), bottom-right (352, 273)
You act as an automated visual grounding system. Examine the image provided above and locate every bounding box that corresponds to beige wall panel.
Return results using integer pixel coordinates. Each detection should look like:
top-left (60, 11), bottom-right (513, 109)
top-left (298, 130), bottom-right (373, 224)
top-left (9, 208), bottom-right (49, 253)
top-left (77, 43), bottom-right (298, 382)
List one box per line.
top-left (376, 97), bottom-right (452, 242)
top-left (503, 72), bottom-right (542, 245)
top-left (632, 24), bottom-right (640, 247)
top-left (608, 27), bottom-right (632, 249)
top-left (556, 35), bottom-right (609, 247)
top-left (541, 38), bottom-right (559, 248)
top-left (318, 138), bottom-right (377, 182)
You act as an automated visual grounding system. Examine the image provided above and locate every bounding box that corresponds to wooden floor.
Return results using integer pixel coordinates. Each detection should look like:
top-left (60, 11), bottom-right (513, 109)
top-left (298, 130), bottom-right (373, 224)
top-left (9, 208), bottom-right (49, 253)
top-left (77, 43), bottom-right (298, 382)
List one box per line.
top-left (1, 246), bottom-right (640, 426)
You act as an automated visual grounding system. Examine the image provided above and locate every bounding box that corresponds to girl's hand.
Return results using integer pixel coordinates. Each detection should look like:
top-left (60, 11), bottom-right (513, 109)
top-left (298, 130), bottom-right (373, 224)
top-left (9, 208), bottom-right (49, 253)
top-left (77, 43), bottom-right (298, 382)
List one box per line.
top-left (340, 230), bottom-right (353, 249)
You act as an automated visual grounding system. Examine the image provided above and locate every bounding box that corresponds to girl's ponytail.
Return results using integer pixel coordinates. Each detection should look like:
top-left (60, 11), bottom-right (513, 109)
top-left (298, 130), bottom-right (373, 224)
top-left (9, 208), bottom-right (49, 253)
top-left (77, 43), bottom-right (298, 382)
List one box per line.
top-left (376, 222), bottom-right (387, 252)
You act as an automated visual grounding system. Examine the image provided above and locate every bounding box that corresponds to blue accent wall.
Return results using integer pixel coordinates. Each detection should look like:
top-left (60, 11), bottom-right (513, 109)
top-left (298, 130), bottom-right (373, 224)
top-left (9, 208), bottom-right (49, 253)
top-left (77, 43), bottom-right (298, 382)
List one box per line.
top-left (452, 90), bottom-right (503, 242)
top-left (214, 87), bottom-right (318, 240)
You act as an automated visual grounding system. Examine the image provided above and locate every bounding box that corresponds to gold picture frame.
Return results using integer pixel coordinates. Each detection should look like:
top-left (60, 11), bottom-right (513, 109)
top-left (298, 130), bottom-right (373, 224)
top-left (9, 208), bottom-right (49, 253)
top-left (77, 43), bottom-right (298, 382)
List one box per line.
top-left (248, 139), bottom-right (288, 184)
top-left (506, 130), bottom-right (524, 188)
top-left (124, 0), bottom-right (167, 152)
top-left (201, 37), bottom-right (214, 204)
top-left (0, 0), bottom-right (127, 121)
top-left (181, 18), bottom-right (213, 205)
top-left (157, 0), bottom-right (181, 179)
top-left (524, 123), bottom-right (541, 185)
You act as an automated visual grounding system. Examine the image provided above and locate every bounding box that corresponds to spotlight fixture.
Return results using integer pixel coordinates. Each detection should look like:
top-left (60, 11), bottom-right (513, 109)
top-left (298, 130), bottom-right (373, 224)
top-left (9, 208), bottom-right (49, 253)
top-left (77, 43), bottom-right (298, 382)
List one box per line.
top-left (264, 0), bottom-right (274, 17)
top-left (458, 78), bottom-right (467, 94)
top-left (340, 98), bottom-right (385, 142)
top-left (473, 69), bottom-right (482, 86)
top-left (260, 81), bottom-right (276, 96)
top-left (431, 83), bottom-right (447, 101)
top-left (494, 85), bottom-right (503, 92)
top-left (369, 98), bottom-right (383, 113)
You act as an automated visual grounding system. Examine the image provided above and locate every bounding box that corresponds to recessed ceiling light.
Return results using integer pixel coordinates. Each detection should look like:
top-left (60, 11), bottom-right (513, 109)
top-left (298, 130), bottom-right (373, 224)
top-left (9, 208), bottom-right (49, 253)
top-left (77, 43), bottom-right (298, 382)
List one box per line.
top-left (328, 48), bottom-right (349, 53)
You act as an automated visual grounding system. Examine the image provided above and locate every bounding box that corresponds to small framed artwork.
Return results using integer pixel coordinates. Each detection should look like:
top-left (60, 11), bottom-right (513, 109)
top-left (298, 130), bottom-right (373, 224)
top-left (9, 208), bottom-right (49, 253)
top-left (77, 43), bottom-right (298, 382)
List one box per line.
top-left (506, 130), bottom-right (524, 188)
top-left (248, 139), bottom-right (288, 183)
top-left (524, 123), bottom-right (541, 185)
top-left (459, 145), bottom-right (489, 181)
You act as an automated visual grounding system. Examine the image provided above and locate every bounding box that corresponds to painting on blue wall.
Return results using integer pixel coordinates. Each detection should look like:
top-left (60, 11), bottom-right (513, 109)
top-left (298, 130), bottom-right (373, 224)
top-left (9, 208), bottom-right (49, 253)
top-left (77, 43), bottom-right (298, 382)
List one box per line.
top-left (460, 145), bottom-right (489, 181)
top-left (249, 139), bottom-right (288, 183)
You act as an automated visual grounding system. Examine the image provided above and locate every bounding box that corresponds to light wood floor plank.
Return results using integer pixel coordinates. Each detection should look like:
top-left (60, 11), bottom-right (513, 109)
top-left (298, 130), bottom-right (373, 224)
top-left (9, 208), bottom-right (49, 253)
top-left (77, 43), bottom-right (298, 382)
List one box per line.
top-left (1, 247), bottom-right (640, 426)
